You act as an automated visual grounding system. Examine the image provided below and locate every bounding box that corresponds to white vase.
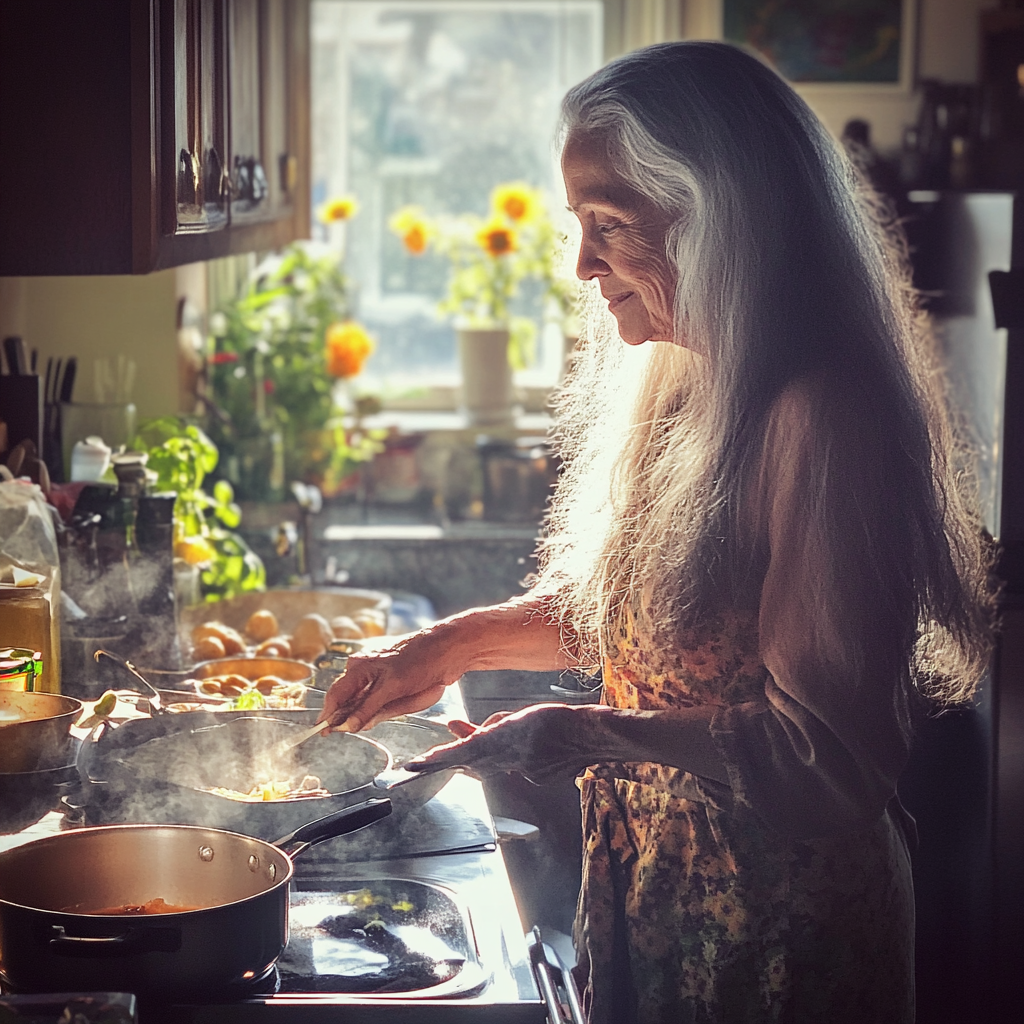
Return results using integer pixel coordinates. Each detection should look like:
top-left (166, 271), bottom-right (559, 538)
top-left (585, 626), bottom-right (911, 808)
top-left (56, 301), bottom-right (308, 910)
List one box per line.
top-left (458, 326), bottom-right (514, 427)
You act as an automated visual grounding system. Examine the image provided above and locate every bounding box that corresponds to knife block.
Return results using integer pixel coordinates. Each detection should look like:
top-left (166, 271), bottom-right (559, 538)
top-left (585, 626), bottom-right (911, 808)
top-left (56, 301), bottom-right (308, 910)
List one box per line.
top-left (0, 374), bottom-right (43, 457)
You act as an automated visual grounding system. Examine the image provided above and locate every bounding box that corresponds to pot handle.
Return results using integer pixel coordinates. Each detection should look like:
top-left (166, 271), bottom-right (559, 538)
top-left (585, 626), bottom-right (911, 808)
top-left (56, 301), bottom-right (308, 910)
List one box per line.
top-left (49, 924), bottom-right (182, 957)
top-left (274, 797), bottom-right (393, 858)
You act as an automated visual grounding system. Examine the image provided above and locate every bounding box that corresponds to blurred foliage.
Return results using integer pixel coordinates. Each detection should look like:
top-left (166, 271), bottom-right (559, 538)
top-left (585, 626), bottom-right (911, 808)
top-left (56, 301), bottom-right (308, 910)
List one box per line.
top-left (134, 417), bottom-right (265, 603)
top-left (206, 243), bottom-right (383, 497)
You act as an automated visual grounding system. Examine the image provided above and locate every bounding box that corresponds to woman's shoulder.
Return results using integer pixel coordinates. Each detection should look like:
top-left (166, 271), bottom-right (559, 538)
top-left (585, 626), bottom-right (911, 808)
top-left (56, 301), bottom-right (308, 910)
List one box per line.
top-left (767, 369), bottom-right (867, 450)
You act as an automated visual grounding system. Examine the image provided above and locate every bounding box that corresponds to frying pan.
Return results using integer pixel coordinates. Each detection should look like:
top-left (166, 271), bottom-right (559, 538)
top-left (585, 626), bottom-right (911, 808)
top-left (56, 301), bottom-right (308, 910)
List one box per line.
top-left (0, 798), bottom-right (392, 999)
top-left (77, 711), bottom-right (455, 840)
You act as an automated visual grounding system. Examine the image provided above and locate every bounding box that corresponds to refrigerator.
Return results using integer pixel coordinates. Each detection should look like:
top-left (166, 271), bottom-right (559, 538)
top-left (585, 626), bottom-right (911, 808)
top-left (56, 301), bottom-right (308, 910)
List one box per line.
top-left (899, 189), bottom-right (1024, 1023)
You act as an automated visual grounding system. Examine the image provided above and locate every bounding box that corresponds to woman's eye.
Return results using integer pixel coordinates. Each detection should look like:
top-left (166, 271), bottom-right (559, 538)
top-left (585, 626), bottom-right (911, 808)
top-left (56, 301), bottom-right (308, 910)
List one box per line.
top-left (596, 222), bottom-right (620, 236)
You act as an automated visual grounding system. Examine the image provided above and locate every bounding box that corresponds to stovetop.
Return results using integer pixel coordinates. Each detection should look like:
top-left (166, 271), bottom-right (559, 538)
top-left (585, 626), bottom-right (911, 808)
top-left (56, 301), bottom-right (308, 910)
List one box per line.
top-left (1, 685), bottom-right (550, 1021)
top-left (2, 781), bottom-right (546, 1023)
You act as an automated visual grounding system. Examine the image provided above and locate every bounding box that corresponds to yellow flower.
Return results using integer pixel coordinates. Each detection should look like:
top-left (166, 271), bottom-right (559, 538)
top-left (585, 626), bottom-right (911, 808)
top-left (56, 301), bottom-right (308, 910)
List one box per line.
top-left (476, 220), bottom-right (517, 257)
top-left (325, 321), bottom-right (375, 378)
top-left (174, 536), bottom-right (215, 566)
top-left (388, 205), bottom-right (432, 255)
top-left (491, 182), bottom-right (540, 223)
top-left (319, 195), bottom-right (359, 223)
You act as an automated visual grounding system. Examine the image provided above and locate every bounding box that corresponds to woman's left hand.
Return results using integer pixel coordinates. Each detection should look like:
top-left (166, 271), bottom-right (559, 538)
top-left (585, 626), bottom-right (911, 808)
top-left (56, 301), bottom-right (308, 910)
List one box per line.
top-left (409, 703), bottom-right (600, 784)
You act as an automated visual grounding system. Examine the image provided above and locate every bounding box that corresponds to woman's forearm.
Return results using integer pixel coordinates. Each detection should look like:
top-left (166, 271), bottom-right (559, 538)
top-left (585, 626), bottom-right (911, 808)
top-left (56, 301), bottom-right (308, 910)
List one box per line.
top-left (585, 705), bottom-right (730, 785)
top-left (428, 594), bottom-right (589, 674)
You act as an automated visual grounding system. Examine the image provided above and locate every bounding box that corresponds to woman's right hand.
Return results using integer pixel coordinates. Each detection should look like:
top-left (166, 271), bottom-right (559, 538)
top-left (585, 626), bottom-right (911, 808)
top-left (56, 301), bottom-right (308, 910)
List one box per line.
top-left (316, 628), bottom-right (461, 732)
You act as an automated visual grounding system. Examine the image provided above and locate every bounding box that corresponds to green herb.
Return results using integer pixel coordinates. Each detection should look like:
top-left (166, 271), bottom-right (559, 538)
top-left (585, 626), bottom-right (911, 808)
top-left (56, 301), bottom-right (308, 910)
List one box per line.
top-left (133, 417), bottom-right (265, 603)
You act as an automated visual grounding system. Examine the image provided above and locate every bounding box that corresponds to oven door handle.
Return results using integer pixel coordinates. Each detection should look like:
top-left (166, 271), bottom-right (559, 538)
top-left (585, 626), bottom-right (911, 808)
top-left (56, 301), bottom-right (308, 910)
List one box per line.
top-left (527, 926), bottom-right (585, 1024)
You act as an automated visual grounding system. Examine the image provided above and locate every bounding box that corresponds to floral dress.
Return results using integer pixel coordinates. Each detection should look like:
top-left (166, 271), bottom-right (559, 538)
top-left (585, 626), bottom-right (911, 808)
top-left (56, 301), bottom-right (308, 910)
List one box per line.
top-left (572, 606), bottom-right (916, 1024)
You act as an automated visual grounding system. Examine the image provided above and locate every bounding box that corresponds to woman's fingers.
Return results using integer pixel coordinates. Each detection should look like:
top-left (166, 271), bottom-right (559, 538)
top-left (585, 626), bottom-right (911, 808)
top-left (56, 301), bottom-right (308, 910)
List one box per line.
top-left (447, 719), bottom-right (478, 738)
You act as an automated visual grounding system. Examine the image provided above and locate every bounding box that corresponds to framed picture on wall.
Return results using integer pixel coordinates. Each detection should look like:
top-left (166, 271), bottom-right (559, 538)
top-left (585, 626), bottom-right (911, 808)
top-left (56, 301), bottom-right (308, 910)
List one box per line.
top-left (722, 0), bottom-right (916, 90)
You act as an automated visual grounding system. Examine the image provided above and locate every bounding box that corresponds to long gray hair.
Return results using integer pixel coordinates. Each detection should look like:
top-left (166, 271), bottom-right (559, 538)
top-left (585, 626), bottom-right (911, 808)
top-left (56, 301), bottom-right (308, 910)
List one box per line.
top-left (536, 41), bottom-right (993, 702)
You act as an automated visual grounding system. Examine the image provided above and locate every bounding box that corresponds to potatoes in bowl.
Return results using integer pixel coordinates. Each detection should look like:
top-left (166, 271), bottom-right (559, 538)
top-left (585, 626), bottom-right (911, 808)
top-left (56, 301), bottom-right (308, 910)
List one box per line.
top-left (180, 589), bottom-right (391, 667)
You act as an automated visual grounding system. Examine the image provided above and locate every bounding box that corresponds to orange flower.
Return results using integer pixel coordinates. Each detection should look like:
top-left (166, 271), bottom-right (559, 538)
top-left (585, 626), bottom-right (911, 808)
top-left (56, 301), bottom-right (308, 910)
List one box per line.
top-left (319, 195), bottom-right (359, 223)
top-left (174, 536), bottom-right (215, 566)
top-left (403, 223), bottom-right (428, 254)
top-left (477, 220), bottom-right (517, 257)
top-left (388, 206), bottom-right (432, 255)
top-left (325, 321), bottom-right (374, 378)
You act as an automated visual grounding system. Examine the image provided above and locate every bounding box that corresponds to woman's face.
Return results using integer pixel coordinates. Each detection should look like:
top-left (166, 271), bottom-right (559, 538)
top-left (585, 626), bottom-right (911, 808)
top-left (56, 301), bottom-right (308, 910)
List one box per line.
top-left (562, 132), bottom-right (679, 347)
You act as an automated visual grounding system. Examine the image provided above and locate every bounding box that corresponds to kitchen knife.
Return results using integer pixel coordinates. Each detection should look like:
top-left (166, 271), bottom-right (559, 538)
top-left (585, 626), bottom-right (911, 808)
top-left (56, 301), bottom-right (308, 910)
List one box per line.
top-left (3, 336), bottom-right (27, 375)
top-left (59, 356), bottom-right (77, 403)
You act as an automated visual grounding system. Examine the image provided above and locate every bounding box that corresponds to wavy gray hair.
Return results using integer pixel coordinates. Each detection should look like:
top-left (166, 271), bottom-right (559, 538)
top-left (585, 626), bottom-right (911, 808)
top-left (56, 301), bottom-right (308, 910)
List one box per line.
top-left (535, 42), bottom-right (993, 702)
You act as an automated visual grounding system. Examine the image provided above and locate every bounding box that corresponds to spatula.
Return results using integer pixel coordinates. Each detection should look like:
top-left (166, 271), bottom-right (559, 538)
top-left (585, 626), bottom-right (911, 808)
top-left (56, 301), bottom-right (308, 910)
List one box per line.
top-left (266, 720), bottom-right (327, 761)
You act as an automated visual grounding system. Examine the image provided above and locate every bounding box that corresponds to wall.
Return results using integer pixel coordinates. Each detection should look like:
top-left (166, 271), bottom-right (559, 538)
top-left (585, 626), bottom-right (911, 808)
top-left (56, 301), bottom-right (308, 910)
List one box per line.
top-left (671, 0), bottom-right (997, 152)
top-left (0, 267), bottom-right (206, 425)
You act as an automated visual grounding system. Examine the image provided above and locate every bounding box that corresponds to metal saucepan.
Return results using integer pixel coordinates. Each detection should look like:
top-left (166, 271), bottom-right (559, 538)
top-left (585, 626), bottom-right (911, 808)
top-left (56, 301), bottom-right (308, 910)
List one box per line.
top-left (0, 691), bottom-right (83, 773)
top-left (0, 797), bottom-right (392, 999)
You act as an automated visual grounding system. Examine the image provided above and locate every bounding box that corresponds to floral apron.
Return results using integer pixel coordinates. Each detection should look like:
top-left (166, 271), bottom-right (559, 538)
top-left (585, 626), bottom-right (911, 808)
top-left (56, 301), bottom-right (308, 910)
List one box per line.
top-left (572, 608), bottom-right (915, 1024)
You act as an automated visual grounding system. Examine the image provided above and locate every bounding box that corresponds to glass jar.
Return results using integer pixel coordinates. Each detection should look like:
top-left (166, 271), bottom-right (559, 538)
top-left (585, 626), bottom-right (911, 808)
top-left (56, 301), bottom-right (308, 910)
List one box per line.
top-left (0, 647), bottom-right (43, 692)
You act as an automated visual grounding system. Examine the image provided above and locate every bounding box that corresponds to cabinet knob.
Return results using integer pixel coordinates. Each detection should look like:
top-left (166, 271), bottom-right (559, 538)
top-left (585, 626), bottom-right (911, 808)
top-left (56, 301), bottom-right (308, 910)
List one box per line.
top-left (232, 156), bottom-right (268, 206)
top-left (280, 153), bottom-right (298, 194)
top-left (206, 147), bottom-right (232, 203)
top-left (178, 148), bottom-right (200, 206)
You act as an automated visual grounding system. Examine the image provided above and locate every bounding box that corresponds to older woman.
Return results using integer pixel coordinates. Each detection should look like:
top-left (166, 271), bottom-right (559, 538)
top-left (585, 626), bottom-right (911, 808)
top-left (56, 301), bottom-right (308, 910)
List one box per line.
top-left (321, 42), bottom-right (993, 1023)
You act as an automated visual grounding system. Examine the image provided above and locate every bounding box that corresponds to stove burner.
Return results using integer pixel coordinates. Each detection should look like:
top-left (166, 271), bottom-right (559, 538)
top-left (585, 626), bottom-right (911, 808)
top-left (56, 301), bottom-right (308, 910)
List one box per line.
top-left (277, 883), bottom-right (475, 995)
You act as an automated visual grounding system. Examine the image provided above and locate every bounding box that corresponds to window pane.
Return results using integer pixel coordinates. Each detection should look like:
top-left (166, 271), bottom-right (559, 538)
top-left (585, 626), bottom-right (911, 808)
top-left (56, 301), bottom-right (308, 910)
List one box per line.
top-left (311, 1), bottom-right (602, 394)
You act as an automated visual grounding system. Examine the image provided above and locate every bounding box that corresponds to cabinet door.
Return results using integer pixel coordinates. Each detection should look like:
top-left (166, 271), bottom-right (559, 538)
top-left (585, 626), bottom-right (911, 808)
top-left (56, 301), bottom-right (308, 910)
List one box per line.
top-left (162, 0), bottom-right (229, 235)
top-left (228, 0), bottom-right (297, 226)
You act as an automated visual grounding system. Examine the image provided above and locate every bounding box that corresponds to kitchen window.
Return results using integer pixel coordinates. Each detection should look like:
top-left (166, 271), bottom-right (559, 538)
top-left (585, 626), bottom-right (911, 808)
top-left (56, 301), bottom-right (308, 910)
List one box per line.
top-left (311, 0), bottom-right (604, 407)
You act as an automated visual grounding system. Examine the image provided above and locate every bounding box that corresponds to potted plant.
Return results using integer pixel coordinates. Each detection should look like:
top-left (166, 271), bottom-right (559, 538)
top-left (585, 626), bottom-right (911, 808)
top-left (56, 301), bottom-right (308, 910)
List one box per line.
top-left (206, 201), bottom-right (384, 501)
top-left (389, 182), bottom-right (575, 426)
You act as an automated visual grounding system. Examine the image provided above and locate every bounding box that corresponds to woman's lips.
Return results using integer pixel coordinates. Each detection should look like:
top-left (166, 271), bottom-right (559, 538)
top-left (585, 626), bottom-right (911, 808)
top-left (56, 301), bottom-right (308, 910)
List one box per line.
top-left (606, 292), bottom-right (633, 312)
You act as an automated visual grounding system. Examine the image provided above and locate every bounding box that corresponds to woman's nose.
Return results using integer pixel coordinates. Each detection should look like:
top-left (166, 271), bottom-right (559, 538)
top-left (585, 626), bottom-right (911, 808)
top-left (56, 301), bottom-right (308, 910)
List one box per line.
top-left (576, 236), bottom-right (608, 281)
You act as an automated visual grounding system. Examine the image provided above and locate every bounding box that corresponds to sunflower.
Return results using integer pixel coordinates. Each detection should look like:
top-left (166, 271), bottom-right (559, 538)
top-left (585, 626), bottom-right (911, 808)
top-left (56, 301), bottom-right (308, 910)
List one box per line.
top-left (388, 205), bottom-right (432, 255)
top-left (325, 321), bottom-right (375, 378)
top-left (319, 195), bottom-right (359, 223)
top-left (477, 220), bottom-right (517, 257)
top-left (491, 182), bottom-right (539, 223)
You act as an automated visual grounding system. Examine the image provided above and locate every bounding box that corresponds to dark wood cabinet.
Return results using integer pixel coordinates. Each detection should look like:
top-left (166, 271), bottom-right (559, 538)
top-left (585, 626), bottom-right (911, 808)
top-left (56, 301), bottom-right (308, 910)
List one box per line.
top-left (0, 0), bottom-right (310, 276)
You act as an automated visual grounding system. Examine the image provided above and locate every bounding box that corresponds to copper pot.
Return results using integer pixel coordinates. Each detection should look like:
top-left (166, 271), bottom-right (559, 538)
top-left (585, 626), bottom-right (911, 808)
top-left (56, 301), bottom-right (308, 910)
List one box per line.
top-left (0, 798), bottom-right (392, 999)
top-left (0, 691), bottom-right (82, 772)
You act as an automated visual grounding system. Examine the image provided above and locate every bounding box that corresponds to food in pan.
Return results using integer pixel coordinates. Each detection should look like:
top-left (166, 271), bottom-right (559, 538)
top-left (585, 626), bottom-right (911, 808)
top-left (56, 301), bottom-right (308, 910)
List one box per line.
top-left (255, 636), bottom-right (292, 658)
top-left (185, 674), bottom-right (307, 710)
top-left (90, 898), bottom-right (202, 915)
top-left (208, 774), bottom-right (330, 802)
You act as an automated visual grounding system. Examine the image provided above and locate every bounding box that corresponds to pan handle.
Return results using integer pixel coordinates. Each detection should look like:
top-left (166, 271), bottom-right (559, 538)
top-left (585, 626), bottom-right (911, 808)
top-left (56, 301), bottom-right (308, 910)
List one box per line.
top-left (273, 797), bottom-right (393, 858)
top-left (49, 924), bottom-right (182, 957)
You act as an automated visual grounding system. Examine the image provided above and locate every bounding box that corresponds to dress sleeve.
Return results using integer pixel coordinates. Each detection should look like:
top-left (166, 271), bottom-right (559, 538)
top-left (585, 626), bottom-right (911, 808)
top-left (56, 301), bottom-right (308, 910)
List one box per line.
top-left (709, 379), bottom-right (913, 839)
